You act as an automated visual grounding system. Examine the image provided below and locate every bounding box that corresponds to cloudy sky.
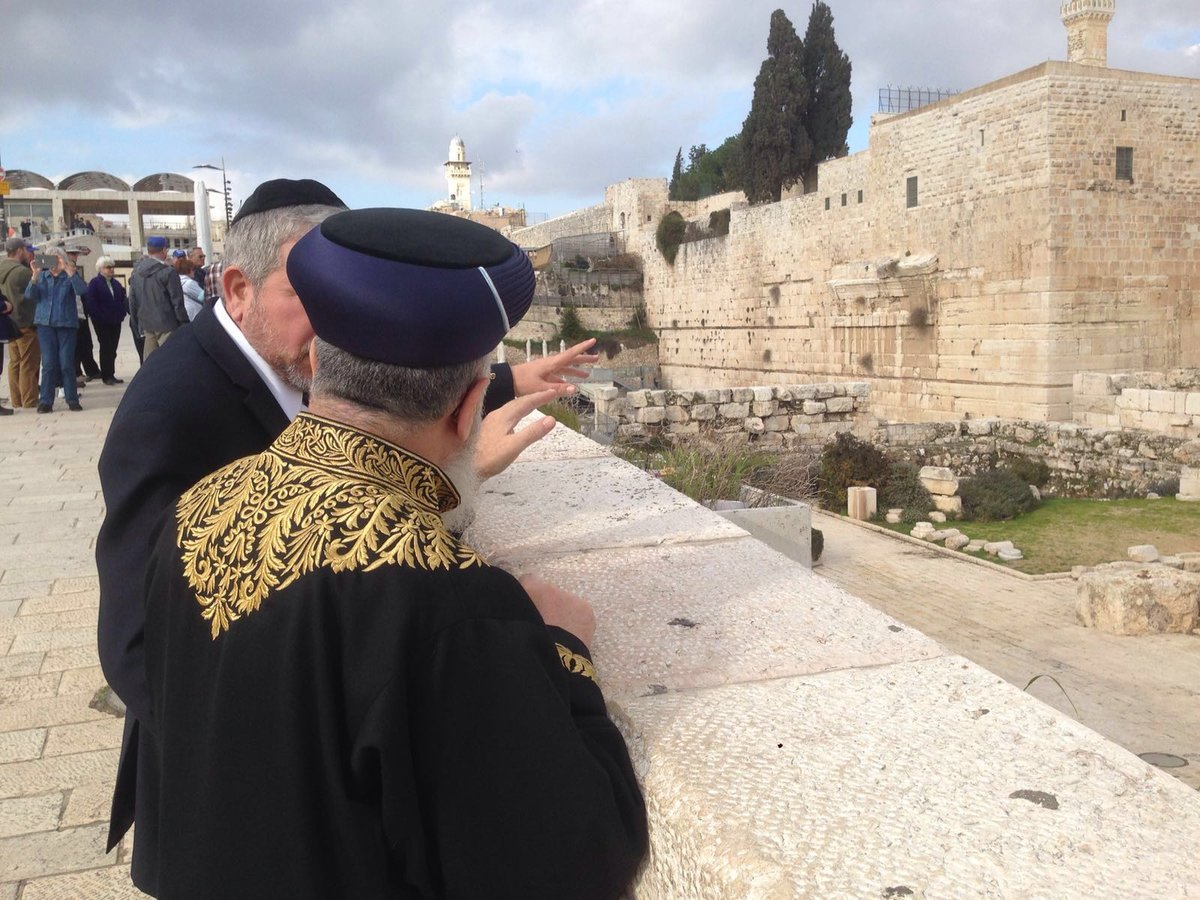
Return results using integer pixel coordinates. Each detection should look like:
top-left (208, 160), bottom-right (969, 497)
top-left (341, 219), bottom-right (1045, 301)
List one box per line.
top-left (1, 1), bottom-right (1196, 222)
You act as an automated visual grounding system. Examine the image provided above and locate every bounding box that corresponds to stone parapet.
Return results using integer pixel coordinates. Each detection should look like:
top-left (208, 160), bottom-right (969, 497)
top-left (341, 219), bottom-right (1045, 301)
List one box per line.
top-left (467, 418), bottom-right (1200, 897)
top-left (1073, 370), bottom-right (1200, 439)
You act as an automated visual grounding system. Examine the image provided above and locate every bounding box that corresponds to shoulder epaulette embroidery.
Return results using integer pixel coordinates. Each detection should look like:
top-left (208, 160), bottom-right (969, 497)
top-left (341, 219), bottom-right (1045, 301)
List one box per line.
top-left (176, 414), bottom-right (481, 638)
top-left (555, 643), bottom-right (597, 683)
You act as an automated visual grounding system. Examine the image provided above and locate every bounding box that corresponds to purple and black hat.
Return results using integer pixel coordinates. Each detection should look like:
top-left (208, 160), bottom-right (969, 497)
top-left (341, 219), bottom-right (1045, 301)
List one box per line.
top-left (286, 208), bottom-right (534, 367)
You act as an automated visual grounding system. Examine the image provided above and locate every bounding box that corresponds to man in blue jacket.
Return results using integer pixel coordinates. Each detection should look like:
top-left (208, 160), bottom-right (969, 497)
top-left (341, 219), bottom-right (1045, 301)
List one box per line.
top-left (25, 248), bottom-right (86, 412)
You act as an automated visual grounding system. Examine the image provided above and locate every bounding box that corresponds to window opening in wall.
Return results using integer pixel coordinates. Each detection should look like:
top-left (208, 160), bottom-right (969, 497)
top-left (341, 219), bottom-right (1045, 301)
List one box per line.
top-left (979, 129), bottom-right (985, 146)
top-left (906, 176), bottom-right (919, 208)
top-left (841, 193), bottom-right (847, 207)
top-left (619, 212), bottom-right (625, 229)
top-left (1120, 109), bottom-right (1126, 122)
top-left (1116, 146), bottom-right (1133, 182)
top-left (824, 197), bottom-right (830, 210)
top-left (857, 190), bottom-right (863, 204)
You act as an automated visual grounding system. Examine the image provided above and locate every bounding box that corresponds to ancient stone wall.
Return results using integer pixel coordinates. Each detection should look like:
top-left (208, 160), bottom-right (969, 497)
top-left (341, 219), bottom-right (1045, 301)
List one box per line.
top-left (511, 202), bottom-right (611, 248)
top-left (874, 418), bottom-right (1187, 497)
top-left (1074, 370), bottom-right (1200, 438)
top-left (614, 62), bottom-right (1199, 424)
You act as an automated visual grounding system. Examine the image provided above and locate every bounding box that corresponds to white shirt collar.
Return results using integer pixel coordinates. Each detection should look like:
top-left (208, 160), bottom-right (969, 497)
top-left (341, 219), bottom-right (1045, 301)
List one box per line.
top-left (213, 300), bottom-right (305, 421)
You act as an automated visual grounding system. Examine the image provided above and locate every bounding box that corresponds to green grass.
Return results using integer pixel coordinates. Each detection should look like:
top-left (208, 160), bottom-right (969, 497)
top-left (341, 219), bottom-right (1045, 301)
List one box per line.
top-left (878, 497), bottom-right (1200, 575)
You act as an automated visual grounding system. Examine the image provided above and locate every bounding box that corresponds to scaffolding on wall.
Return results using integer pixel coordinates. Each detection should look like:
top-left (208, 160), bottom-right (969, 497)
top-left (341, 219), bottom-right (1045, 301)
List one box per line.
top-left (877, 86), bottom-right (960, 114)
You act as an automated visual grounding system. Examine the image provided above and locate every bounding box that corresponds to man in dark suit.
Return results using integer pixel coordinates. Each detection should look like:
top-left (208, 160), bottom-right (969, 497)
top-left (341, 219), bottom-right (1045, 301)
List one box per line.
top-left (96, 179), bottom-right (596, 895)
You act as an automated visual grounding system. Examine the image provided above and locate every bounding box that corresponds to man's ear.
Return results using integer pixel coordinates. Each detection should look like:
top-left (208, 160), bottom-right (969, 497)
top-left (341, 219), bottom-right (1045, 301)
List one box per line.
top-left (452, 377), bottom-right (491, 443)
top-left (223, 267), bottom-right (251, 323)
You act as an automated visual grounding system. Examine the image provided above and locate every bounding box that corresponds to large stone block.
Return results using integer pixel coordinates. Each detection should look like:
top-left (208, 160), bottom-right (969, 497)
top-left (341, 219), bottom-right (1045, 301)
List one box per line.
top-left (825, 397), bottom-right (855, 414)
top-left (744, 417), bottom-right (765, 434)
top-left (802, 400), bottom-right (826, 415)
top-left (751, 386), bottom-right (774, 402)
top-left (664, 405), bottom-right (689, 424)
top-left (847, 486), bottom-right (878, 521)
top-left (933, 494), bottom-right (963, 515)
top-left (751, 400), bottom-right (777, 417)
top-left (690, 404), bottom-right (716, 422)
top-left (1178, 467), bottom-right (1200, 502)
top-left (764, 415), bottom-right (791, 433)
top-left (731, 388), bottom-right (754, 403)
top-left (1076, 566), bottom-right (1200, 635)
top-left (919, 466), bottom-right (959, 496)
top-left (718, 402), bottom-right (750, 419)
top-left (636, 406), bottom-right (666, 425)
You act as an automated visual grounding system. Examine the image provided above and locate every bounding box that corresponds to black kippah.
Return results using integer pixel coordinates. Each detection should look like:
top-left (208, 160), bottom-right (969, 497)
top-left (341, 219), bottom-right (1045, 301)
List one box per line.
top-left (231, 178), bottom-right (347, 226)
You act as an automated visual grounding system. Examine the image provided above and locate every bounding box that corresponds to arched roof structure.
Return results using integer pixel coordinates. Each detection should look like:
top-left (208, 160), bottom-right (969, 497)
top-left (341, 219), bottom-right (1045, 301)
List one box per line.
top-left (133, 173), bottom-right (194, 193)
top-left (6, 170), bottom-right (55, 189)
top-left (58, 171), bottom-right (131, 191)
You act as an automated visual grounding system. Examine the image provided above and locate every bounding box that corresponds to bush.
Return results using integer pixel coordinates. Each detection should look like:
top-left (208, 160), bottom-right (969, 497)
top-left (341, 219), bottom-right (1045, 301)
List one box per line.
top-left (708, 208), bottom-right (731, 236)
top-left (880, 461), bottom-right (934, 523)
top-left (811, 527), bottom-right (824, 562)
top-left (817, 432), bottom-right (892, 511)
top-left (958, 469), bottom-right (1041, 521)
top-left (558, 305), bottom-right (586, 343)
top-left (1148, 476), bottom-right (1180, 496)
top-left (655, 443), bottom-right (773, 503)
top-left (655, 211), bottom-right (687, 265)
top-left (1004, 457), bottom-right (1051, 488)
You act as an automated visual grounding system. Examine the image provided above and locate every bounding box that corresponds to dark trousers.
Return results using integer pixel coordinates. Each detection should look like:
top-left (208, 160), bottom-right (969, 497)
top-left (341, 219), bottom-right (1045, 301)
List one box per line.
top-left (129, 320), bottom-right (145, 364)
top-left (75, 317), bottom-right (101, 378)
top-left (93, 322), bottom-right (123, 380)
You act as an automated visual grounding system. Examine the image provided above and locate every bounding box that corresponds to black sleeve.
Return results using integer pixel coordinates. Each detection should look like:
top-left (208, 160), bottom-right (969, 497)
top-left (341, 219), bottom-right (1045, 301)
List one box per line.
top-left (483, 362), bottom-right (515, 414)
top-left (365, 609), bottom-right (647, 899)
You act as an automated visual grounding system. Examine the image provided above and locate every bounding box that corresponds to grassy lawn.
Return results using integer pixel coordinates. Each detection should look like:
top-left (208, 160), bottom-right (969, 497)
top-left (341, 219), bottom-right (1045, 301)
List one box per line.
top-left (878, 497), bottom-right (1200, 575)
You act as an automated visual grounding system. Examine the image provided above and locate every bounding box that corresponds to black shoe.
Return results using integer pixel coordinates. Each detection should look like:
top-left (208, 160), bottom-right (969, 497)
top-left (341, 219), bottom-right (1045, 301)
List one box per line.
top-left (85, 375), bottom-right (99, 383)
top-left (111, 377), bottom-right (124, 384)
top-left (37, 404), bottom-right (52, 413)
top-left (68, 403), bottom-right (83, 412)
top-left (0, 405), bottom-right (12, 416)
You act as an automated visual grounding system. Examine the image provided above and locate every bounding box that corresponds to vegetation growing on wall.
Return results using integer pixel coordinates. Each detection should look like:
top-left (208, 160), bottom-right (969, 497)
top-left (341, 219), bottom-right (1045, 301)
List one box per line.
top-left (655, 211), bottom-right (687, 264)
top-left (668, 138), bottom-right (744, 201)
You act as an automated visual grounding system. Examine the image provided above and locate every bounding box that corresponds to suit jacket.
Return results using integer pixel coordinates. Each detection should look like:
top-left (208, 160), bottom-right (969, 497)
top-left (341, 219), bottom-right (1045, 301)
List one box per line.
top-left (96, 306), bottom-right (515, 895)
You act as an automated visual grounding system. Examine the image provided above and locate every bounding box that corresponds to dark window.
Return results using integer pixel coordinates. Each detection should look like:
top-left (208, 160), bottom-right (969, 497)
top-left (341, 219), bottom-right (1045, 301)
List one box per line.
top-left (841, 193), bottom-right (847, 207)
top-left (858, 190), bottom-right (863, 204)
top-left (1120, 109), bottom-right (1126, 122)
top-left (906, 176), bottom-right (919, 208)
top-left (980, 129), bottom-right (985, 146)
top-left (1116, 146), bottom-right (1133, 182)
top-left (824, 197), bottom-right (830, 210)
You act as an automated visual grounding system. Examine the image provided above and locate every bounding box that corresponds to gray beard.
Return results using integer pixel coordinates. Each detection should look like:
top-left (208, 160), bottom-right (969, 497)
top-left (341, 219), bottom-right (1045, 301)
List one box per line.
top-left (440, 421), bottom-right (481, 535)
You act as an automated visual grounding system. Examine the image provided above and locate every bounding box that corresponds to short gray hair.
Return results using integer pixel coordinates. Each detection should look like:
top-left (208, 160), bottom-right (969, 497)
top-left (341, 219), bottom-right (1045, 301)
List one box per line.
top-left (222, 204), bottom-right (342, 291)
top-left (311, 337), bottom-right (489, 423)
top-left (96, 256), bottom-right (115, 269)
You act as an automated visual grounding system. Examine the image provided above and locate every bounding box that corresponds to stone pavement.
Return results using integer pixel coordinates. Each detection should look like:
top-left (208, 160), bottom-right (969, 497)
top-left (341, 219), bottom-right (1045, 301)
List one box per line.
top-left (813, 510), bottom-right (1200, 791)
top-left (1, 348), bottom-right (143, 898)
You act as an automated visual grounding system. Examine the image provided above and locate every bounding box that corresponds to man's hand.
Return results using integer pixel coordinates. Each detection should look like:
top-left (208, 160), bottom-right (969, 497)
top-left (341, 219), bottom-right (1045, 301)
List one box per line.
top-left (518, 574), bottom-right (596, 647)
top-left (511, 338), bottom-right (599, 398)
top-left (474, 389), bottom-right (558, 480)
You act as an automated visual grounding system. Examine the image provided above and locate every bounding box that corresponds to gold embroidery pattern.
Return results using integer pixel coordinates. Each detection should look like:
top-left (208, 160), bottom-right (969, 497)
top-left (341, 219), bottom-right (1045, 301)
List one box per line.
top-left (177, 413), bottom-right (481, 638)
top-left (556, 643), bottom-right (597, 683)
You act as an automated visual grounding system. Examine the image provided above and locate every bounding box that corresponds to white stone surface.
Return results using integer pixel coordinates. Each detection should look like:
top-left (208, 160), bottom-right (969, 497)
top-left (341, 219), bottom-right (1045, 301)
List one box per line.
top-left (984, 541), bottom-right (1015, 556)
top-left (623, 656), bottom-right (1200, 899)
top-left (717, 503), bottom-right (813, 568)
top-left (945, 534), bottom-right (971, 551)
top-left (846, 486), bottom-right (877, 521)
top-left (1127, 544), bottom-right (1160, 563)
top-left (918, 465), bottom-right (959, 496)
top-left (933, 494), bottom-right (963, 515)
top-left (1077, 566), bottom-right (1200, 635)
top-left (928, 511), bottom-right (947, 523)
top-left (998, 548), bottom-right (1025, 561)
top-left (1179, 466), bottom-right (1200, 502)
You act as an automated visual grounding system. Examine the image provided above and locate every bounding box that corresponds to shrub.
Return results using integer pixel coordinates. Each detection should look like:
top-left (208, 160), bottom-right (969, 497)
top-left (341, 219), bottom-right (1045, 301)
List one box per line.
top-left (880, 461), bottom-right (934, 523)
top-left (747, 451), bottom-right (819, 503)
top-left (559, 305), bottom-right (586, 343)
top-left (817, 432), bottom-right (892, 511)
top-left (655, 211), bottom-right (687, 265)
top-left (1004, 457), bottom-right (1051, 488)
top-left (958, 469), bottom-right (1040, 521)
top-left (811, 527), bottom-right (824, 562)
top-left (708, 208), bottom-right (731, 236)
top-left (1148, 476), bottom-right (1180, 496)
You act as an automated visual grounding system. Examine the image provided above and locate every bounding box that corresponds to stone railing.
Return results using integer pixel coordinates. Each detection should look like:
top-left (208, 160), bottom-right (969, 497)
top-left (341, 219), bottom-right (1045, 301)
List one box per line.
top-left (1074, 370), bottom-right (1200, 439)
top-left (466, 419), bottom-right (1200, 897)
top-left (596, 383), bottom-right (871, 446)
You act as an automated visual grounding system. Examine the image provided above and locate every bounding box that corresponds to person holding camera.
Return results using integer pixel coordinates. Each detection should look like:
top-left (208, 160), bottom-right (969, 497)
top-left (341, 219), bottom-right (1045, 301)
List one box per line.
top-left (25, 248), bottom-right (86, 412)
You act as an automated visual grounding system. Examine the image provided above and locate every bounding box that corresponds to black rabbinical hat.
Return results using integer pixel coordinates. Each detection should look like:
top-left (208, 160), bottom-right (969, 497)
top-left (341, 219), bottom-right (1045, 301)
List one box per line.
top-left (286, 208), bottom-right (534, 367)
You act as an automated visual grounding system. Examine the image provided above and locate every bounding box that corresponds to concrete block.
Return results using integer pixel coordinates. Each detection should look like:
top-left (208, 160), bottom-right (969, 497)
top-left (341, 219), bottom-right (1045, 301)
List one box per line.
top-left (717, 504), bottom-right (812, 568)
top-left (847, 486), bottom-right (877, 521)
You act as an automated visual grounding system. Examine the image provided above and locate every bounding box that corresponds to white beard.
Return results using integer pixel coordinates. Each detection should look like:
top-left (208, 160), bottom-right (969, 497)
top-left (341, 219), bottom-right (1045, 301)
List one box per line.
top-left (440, 416), bottom-right (482, 535)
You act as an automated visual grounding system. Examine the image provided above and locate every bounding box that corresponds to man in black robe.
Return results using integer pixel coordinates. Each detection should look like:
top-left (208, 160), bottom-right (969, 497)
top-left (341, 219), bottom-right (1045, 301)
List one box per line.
top-left (141, 208), bottom-right (647, 898)
top-left (96, 179), bottom-right (597, 893)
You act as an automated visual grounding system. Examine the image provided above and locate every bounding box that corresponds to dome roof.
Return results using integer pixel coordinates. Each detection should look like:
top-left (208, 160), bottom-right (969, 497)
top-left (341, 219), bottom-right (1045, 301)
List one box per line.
top-left (58, 171), bottom-right (132, 191)
top-left (5, 170), bottom-right (54, 189)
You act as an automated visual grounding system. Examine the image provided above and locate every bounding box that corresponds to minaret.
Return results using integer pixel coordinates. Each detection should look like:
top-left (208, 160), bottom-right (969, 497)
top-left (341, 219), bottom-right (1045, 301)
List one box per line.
top-left (444, 136), bottom-right (472, 210)
top-left (1060, 0), bottom-right (1115, 67)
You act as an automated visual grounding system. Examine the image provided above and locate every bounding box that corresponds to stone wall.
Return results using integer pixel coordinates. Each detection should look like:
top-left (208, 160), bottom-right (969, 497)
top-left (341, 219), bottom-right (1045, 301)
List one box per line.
top-left (511, 202), bottom-right (612, 248)
top-left (1073, 369), bottom-right (1200, 438)
top-left (465, 419), bottom-right (1200, 897)
top-left (597, 382), bottom-right (871, 447)
top-left (874, 418), bottom-right (1187, 497)
top-left (596, 62), bottom-right (1199, 424)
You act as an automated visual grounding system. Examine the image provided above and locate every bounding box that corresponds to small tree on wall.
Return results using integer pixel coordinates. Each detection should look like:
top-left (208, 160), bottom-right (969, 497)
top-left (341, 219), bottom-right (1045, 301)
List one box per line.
top-left (800, 0), bottom-right (853, 186)
top-left (655, 211), bottom-right (687, 265)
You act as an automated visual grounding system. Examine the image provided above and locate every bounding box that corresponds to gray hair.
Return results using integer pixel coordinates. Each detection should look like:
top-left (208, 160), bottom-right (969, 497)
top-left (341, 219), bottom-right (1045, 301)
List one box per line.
top-left (221, 204), bottom-right (343, 291)
top-left (311, 337), bottom-right (489, 423)
top-left (96, 256), bottom-right (115, 269)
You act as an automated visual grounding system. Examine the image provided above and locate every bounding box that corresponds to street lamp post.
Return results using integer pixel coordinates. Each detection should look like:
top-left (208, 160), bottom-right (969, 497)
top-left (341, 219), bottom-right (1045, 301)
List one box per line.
top-left (193, 158), bottom-right (231, 226)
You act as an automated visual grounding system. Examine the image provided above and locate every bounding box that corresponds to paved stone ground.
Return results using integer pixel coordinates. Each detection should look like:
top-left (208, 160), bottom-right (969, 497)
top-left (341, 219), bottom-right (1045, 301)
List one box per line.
top-left (1, 346), bottom-right (143, 898)
top-left (813, 510), bottom-right (1200, 791)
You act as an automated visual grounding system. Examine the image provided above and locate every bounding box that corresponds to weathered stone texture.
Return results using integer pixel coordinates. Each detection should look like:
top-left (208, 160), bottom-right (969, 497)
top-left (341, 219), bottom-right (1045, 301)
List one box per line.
top-left (1076, 566), bottom-right (1200, 635)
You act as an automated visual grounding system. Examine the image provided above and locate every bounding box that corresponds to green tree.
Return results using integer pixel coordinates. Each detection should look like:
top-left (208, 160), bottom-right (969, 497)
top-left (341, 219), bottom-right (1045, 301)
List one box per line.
top-left (669, 147), bottom-right (684, 199)
top-left (800, 0), bottom-right (853, 187)
top-left (739, 9), bottom-right (811, 203)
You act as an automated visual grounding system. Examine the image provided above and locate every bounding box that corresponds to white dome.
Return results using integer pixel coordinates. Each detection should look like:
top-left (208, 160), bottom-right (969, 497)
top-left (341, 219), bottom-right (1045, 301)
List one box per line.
top-left (449, 135), bottom-right (466, 162)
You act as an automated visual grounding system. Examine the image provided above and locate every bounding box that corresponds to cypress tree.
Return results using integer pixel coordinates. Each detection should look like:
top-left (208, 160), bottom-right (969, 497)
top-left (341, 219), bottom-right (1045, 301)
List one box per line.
top-left (739, 9), bottom-right (811, 203)
top-left (669, 147), bottom-right (684, 200)
top-left (800, 1), bottom-right (853, 186)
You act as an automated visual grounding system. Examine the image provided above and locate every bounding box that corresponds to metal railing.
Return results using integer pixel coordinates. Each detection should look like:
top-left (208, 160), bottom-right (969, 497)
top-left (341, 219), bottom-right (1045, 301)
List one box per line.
top-left (878, 86), bottom-right (960, 114)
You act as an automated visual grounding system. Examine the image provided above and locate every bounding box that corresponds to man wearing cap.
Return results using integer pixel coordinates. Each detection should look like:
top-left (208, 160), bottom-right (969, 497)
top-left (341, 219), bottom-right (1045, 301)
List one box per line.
top-left (96, 178), bottom-right (598, 892)
top-left (1, 238), bottom-right (37, 410)
top-left (140, 207), bottom-right (647, 898)
top-left (127, 236), bottom-right (186, 358)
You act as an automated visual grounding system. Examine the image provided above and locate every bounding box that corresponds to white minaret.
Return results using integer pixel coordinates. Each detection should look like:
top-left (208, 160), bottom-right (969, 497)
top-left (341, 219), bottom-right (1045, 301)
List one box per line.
top-left (444, 136), bottom-right (472, 210)
top-left (1060, 0), bottom-right (1115, 67)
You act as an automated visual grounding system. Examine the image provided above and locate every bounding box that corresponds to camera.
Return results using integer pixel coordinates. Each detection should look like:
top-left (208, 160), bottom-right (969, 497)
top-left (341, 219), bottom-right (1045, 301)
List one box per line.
top-left (34, 253), bottom-right (57, 269)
